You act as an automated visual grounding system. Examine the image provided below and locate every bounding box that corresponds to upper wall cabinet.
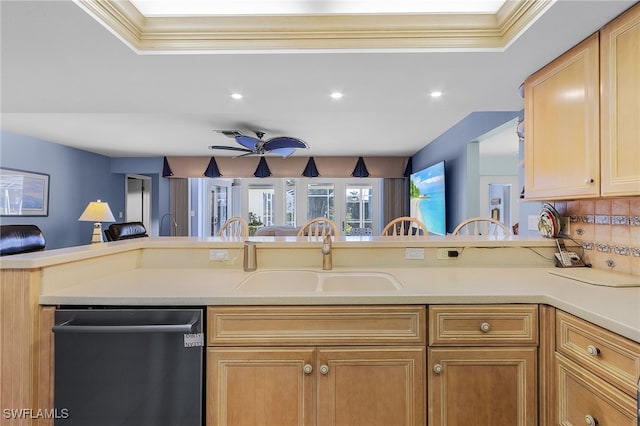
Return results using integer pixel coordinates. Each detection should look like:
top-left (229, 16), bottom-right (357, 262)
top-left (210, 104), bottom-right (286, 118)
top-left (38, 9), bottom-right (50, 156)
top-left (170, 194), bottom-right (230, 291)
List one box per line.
top-left (524, 33), bottom-right (600, 200)
top-left (600, 3), bottom-right (640, 197)
top-left (524, 3), bottom-right (640, 200)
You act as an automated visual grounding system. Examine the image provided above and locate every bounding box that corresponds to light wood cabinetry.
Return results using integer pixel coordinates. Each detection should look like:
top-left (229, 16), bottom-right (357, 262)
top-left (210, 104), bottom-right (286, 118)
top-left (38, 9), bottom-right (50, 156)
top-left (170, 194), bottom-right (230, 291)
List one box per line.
top-left (524, 33), bottom-right (600, 200)
top-left (524, 4), bottom-right (640, 199)
top-left (600, 3), bottom-right (640, 196)
top-left (554, 310), bottom-right (640, 425)
top-left (427, 305), bottom-right (539, 426)
top-left (206, 306), bottom-right (426, 426)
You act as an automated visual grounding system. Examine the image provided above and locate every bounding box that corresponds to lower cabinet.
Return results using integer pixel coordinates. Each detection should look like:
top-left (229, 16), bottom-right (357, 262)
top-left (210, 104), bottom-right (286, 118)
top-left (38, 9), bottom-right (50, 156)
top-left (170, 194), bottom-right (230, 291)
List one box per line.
top-left (208, 346), bottom-right (425, 426)
top-left (429, 347), bottom-right (537, 426)
top-left (427, 305), bottom-right (539, 426)
top-left (554, 309), bottom-right (640, 426)
top-left (556, 354), bottom-right (637, 426)
top-left (206, 305), bottom-right (427, 426)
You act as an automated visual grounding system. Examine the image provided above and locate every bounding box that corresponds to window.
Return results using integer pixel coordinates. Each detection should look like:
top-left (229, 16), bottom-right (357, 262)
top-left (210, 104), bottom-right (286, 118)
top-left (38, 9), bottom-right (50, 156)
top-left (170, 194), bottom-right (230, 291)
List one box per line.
top-left (307, 183), bottom-right (335, 220)
top-left (248, 185), bottom-right (275, 233)
top-left (285, 179), bottom-right (296, 227)
top-left (345, 184), bottom-right (373, 235)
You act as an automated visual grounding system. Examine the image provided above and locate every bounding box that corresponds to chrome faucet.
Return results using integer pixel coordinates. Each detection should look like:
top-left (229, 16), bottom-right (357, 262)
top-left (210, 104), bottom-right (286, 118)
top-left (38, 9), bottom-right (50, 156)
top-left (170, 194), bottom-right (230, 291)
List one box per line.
top-left (322, 234), bottom-right (332, 270)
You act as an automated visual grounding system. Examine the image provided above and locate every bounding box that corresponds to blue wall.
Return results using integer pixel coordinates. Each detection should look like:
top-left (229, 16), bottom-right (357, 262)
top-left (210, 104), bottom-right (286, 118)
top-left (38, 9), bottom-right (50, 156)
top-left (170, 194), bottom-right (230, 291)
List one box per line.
top-left (1, 131), bottom-right (169, 248)
top-left (411, 111), bottom-right (522, 234)
top-left (1, 130), bottom-right (124, 248)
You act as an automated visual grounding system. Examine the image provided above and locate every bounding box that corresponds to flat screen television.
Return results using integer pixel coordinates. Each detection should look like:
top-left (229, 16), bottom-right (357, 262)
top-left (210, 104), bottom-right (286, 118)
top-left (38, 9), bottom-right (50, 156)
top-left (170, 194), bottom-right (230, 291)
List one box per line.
top-left (409, 161), bottom-right (446, 235)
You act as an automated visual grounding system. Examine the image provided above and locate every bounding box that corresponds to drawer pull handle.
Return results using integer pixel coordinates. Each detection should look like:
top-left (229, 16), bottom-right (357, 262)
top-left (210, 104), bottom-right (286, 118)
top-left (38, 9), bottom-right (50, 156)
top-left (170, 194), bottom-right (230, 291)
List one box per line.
top-left (584, 414), bottom-right (598, 425)
top-left (319, 365), bottom-right (329, 375)
top-left (433, 364), bottom-right (443, 374)
top-left (586, 345), bottom-right (600, 357)
top-left (303, 364), bottom-right (313, 374)
top-left (480, 322), bottom-right (491, 333)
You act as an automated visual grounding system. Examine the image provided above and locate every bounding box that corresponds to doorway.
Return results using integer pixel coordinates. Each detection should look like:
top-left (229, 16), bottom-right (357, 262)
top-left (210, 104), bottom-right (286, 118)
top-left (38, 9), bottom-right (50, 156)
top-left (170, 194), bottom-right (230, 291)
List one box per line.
top-left (126, 175), bottom-right (151, 231)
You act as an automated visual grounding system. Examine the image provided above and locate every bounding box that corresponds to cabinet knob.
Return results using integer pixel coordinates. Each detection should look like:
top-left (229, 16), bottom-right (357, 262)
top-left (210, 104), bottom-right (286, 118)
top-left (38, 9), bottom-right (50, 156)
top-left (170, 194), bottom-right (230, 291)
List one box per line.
top-left (303, 364), bottom-right (313, 375)
top-left (584, 414), bottom-right (598, 425)
top-left (433, 364), bottom-right (443, 374)
top-left (480, 322), bottom-right (491, 333)
top-left (586, 345), bottom-right (600, 357)
top-left (319, 365), bottom-right (329, 375)
top-left (585, 178), bottom-right (594, 184)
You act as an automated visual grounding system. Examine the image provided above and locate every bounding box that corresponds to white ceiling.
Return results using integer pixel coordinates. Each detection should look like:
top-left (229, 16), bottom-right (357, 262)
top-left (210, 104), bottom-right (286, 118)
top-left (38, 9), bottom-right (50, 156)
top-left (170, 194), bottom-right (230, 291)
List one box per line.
top-left (0, 1), bottom-right (636, 158)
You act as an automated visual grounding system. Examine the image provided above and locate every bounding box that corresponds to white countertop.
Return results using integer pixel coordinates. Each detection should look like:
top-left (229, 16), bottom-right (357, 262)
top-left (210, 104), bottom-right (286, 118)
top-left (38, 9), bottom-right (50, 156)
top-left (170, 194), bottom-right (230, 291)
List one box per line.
top-left (39, 265), bottom-right (640, 343)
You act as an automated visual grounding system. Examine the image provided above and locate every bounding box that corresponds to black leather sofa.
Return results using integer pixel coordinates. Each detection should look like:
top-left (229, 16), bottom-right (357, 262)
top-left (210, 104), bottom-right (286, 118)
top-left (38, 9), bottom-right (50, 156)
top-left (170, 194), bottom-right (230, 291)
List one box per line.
top-left (0, 224), bottom-right (46, 256)
top-left (104, 222), bottom-right (148, 241)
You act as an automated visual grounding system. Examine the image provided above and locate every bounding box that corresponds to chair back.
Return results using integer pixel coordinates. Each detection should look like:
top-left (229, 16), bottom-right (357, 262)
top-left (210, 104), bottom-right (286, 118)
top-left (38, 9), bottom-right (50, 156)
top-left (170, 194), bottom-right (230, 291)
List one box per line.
top-left (297, 218), bottom-right (339, 237)
top-left (217, 217), bottom-right (249, 237)
top-left (382, 216), bottom-right (428, 236)
top-left (106, 222), bottom-right (148, 241)
top-left (0, 224), bottom-right (46, 256)
top-left (452, 217), bottom-right (511, 236)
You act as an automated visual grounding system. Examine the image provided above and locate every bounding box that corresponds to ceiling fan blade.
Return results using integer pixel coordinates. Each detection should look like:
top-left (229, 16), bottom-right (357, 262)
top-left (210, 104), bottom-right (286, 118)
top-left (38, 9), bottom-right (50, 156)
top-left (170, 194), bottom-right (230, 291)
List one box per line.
top-left (214, 130), bottom-right (243, 138)
top-left (235, 135), bottom-right (261, 150)
top-left (267, 147), bottom-right (297, 158)
top-left (265, 136), bottom-right (308, 151)
top-left (208, 145), bottom-right (254, 153)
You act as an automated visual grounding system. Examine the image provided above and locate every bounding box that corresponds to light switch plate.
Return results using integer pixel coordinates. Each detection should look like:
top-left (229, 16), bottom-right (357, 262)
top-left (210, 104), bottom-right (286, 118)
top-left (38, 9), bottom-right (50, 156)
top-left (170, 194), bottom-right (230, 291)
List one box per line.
top-left (209, 249), bottom-right (228, 261)
top-left (405, 248), bottom-right (424, 260)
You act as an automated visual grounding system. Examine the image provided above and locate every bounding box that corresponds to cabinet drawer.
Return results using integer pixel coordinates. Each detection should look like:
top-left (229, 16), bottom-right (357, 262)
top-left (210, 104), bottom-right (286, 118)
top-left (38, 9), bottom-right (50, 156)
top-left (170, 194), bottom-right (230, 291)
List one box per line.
top-left (556, 310), bottom-right (640, 397)
top-left (556, 354), bottom-right (637, 426)
top-left (208, 305), bottom-right (426, 346)
top-left (429, 305), bottom-right (538, 346)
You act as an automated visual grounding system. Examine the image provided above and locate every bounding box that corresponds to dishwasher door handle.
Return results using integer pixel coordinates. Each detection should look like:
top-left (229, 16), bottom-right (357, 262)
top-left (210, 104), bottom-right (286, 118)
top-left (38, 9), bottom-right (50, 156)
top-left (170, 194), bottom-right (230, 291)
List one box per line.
top-left (53, 312), bottom-right (200, 334)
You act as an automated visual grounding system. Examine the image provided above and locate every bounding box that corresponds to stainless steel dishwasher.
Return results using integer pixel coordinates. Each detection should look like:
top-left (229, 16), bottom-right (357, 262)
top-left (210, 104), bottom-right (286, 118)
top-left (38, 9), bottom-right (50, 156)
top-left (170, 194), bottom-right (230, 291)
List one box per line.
top-left (53, 308), bottom-right (204, 426)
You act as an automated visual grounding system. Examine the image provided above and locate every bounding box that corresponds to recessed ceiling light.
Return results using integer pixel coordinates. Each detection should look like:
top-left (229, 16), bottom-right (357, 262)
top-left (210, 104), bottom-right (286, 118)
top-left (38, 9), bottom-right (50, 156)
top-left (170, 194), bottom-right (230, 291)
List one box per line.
top-left (231, 93), bottom-right (243, 100)
top-left (430, 91), bottom-right (443, 98)
top-left (330, 92), bottom-right (344, 99)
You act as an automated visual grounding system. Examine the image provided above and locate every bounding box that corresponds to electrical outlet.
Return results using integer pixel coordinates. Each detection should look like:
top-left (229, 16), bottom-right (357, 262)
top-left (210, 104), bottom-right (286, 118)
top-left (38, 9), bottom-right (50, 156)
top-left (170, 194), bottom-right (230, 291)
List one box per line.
top-left (437, 249), bottom-right (459, 260)
top-left (405, 248), bottom-right (424, 260)
top-left (209, 249), bottom-right (228, 261)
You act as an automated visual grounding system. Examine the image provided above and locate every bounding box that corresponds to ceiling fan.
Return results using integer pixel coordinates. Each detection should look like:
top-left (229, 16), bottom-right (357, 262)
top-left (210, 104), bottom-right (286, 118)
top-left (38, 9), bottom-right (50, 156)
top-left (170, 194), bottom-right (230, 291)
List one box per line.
top-left (209, 130), bottom-right (308, 158)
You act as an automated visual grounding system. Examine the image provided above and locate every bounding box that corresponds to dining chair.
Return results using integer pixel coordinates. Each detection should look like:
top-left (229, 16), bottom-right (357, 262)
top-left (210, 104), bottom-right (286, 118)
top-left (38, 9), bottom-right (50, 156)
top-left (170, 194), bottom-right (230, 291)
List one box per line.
top-left (217, 217), bottom-right (249, 237)
top-left (381, 217), bottom-right (428, 236)
top-left (297, 218), bottom-right (339, 237)
top-left (452, 217), bottom-right (511, 236)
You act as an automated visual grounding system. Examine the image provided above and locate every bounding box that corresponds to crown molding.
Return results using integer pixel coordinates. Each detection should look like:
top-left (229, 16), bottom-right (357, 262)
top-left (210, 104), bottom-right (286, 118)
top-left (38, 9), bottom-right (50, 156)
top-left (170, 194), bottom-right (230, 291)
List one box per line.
top-left (74, 0), bottom-right (552, 53)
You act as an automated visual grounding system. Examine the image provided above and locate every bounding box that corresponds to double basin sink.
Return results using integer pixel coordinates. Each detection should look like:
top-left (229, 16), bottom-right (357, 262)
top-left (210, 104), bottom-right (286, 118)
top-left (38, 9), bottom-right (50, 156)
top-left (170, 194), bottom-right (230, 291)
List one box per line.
top-left (236, 270), bottom-right (403, 293)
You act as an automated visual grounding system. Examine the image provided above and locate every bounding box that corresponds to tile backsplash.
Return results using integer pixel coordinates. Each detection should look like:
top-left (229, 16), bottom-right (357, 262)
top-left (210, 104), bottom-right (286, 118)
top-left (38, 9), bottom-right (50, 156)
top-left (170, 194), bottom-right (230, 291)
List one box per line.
top-left (550, 198), bottom-right (640, 276)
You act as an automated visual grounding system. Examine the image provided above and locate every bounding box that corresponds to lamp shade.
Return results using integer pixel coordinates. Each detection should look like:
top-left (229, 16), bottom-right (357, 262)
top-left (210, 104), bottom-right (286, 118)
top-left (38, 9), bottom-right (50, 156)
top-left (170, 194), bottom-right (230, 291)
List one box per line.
top-left (78, 200), bottom-right (116, 223)
top-left (351, 157), bottom-right (369, 177)
top-left (302, 157), bottom-right (320, 177)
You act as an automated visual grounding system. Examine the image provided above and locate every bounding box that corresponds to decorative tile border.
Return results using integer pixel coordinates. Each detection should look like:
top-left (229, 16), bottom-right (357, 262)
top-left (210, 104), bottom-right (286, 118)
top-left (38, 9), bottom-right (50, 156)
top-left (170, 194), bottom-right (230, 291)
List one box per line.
top-left (579, 240), bottom-right (640, 257)
top-left (569, 214), bottom-right (638, 226)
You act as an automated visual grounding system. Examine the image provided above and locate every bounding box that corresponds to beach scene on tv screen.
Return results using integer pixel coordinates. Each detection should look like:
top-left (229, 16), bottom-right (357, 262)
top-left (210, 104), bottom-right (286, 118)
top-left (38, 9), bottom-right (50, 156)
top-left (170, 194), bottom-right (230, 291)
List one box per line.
top-left (410, 162), bottom-right (446, 235)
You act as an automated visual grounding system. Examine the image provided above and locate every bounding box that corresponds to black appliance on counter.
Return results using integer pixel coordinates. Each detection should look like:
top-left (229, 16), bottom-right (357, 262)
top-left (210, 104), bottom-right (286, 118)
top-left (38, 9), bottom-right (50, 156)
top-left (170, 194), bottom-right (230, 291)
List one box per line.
top-left (53, 308), bottom-right (204, 426)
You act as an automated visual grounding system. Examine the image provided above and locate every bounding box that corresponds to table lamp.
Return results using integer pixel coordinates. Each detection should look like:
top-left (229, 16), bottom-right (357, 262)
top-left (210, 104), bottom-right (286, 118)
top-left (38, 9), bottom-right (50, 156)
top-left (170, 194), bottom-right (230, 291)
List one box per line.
top-left (79, 199), bottom-right (116, 243)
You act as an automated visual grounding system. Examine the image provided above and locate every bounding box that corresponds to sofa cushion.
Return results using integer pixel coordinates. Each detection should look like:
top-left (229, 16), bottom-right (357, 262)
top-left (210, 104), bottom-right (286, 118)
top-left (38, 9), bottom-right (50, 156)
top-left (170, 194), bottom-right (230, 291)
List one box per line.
top-left (0, 224), bottom-right (46, 256)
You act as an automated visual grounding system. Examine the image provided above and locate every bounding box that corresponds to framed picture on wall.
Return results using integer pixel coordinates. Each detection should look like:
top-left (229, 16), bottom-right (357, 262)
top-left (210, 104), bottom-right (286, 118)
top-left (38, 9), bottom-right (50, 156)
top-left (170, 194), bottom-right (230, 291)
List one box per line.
top-left (0, 167), bottom-right (50, 216)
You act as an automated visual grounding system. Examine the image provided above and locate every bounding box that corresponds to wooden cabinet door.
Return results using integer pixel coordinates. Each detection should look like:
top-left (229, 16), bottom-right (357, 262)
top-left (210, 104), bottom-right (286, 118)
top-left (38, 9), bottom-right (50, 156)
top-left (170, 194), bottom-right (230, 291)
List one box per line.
top-left (428, 347), bottom-right (537, 426)
top-left (207, 347), bottom-right (315, 426)
top-left (524, 33), bottom-right (600, 200)
top-left (556, 354), bottom-right (637, 426)
top-left (317, 346), bottom-right (426, 426)
top-left (600, 3), bottom-right (640, 196)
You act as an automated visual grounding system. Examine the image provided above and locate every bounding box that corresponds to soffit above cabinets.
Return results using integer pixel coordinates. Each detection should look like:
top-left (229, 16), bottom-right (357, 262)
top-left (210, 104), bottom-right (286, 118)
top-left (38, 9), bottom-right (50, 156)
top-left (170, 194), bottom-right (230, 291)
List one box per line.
top-left (73, 0), bottom-right (552, 53)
